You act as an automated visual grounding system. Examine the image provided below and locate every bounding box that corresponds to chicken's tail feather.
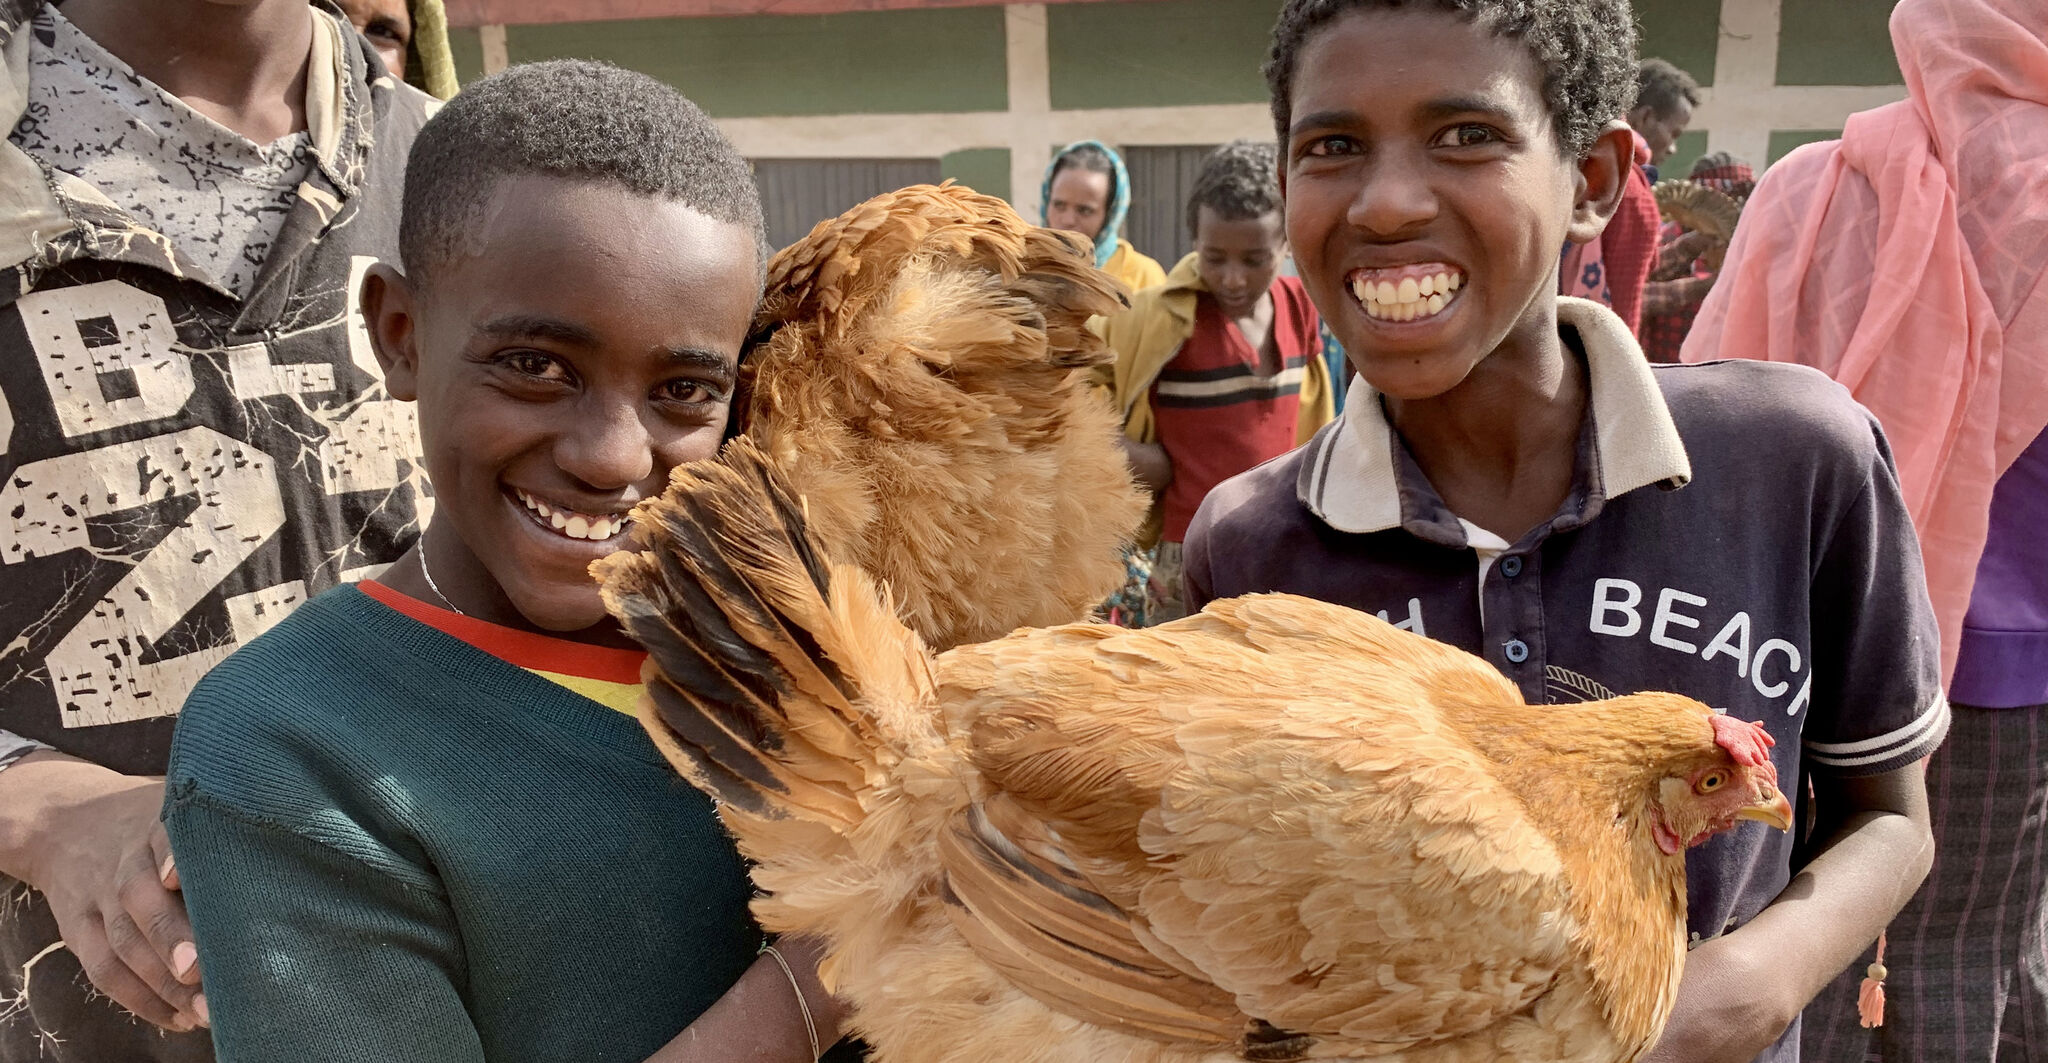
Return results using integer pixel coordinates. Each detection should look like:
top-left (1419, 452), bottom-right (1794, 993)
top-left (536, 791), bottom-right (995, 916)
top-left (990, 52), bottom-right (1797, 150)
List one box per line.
top-left (597, 440), bottom-right (934, 829)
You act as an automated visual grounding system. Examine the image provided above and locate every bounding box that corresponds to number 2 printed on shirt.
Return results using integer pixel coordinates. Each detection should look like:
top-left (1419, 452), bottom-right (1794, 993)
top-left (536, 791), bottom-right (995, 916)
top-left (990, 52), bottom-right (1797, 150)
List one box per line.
top-left (2, 271), bottom-right (419, 726)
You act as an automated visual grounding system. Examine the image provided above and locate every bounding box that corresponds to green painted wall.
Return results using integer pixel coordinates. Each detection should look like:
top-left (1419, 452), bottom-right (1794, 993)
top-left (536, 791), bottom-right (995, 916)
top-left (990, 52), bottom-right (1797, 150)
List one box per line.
top-left (1663, 129), bottom-right (1711, 179)
top-left (447, 25), bottom-right (485, 86)
top-left (1041, 0), bottom-right (1730, 112)
top-left (1768, 128), bottom-right (1841, 164)
top-left (436, 0), bottom-right (1905, 180)
top-left (1046, 0), bottom-right (1273, 110)
top-left (1635, 1), bottom-right (1720, 86)
top-left (941, 149), bottom-right (1011, 203)
top-left (501, 8), bottom-right (1009, 117)
top-left (1776, 0), bottom-right (1902, 85)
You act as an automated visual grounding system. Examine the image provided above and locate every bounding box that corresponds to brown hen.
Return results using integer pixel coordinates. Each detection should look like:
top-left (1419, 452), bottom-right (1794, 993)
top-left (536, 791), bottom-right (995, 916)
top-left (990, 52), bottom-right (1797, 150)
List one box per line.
top-left (597, 445), bottom-right (1796, 1063)
top-left (731, 181), bottom-right (1146, 651)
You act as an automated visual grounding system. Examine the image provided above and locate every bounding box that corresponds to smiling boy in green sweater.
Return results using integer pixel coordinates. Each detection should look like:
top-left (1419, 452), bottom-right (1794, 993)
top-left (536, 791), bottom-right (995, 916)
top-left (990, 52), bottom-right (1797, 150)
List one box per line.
top-left (163, 61), bottom-right (851, 1063)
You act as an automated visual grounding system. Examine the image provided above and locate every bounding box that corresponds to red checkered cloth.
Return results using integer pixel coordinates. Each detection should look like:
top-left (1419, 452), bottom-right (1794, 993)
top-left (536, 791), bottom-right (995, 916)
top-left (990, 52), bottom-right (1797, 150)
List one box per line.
top-left (1599, 163), bottom-right (1662, 336)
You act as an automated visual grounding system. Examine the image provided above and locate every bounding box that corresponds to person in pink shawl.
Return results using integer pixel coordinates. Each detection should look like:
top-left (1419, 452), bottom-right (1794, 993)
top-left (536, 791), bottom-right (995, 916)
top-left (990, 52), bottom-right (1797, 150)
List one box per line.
top-left (1682, 0), bottom-right (2048, 1055)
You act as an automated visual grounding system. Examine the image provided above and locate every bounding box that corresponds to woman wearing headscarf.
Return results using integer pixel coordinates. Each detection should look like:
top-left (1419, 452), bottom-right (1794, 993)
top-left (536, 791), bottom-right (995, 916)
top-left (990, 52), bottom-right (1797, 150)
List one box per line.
top-left (1041, 140), bottom-right (1166, 294)
top-left (1682, 0), bottom-right (2048, 1055)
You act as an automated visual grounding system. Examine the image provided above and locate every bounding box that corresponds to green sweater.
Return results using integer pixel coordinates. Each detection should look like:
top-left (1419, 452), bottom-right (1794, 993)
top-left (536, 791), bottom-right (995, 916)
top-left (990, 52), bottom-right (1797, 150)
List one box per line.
top-left (164, 585), bottom-right (760, 1063)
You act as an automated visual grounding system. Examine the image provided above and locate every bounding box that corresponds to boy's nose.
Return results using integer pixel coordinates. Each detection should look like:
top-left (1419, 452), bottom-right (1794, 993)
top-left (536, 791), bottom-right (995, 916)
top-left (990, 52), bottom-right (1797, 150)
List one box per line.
top-left (1346, 155), bottom-right (1439, 237)
top-left (557, 399), bottom-right (656, 490)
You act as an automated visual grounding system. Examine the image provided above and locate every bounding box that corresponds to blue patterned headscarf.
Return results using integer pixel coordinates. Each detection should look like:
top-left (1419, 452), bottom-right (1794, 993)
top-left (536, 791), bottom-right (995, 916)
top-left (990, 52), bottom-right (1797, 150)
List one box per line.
top-left (1041, 140), bottom-right (1133, 271)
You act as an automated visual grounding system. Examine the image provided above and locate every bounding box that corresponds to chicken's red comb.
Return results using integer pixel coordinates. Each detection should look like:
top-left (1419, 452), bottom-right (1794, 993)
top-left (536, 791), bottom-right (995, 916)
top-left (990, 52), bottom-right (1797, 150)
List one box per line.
top-left (1710, 713), bottom-right (1776, 770)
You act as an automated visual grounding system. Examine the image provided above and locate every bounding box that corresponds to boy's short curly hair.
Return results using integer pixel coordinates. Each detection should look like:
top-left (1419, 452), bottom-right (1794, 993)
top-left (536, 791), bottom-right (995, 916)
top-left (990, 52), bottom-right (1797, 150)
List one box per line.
top-left (1185, 139), bottom-right (1283, 238)
top-left (1264, 0), bottom-right (1638, 159)
top-left (1635, 57), bottom-right (1702, 121)
top-left (400, 59), bottom-right (768, 284)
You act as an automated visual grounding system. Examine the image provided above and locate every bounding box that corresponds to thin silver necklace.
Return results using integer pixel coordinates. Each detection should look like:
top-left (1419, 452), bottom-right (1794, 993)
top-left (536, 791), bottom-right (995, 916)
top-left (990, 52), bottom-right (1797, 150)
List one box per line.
top-left (417, 540), bottom-right (467, 616)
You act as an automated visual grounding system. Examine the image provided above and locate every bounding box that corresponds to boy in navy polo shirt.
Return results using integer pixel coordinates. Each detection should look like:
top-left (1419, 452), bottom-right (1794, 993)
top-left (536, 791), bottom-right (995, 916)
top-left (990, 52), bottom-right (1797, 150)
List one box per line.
top-left (1183, 3), bottom-right (1945, 1061)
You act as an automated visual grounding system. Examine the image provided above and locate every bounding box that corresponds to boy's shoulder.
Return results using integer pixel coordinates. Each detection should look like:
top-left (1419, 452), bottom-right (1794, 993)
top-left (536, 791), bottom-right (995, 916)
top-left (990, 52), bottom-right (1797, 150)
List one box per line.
top-left (171, 584), bottom-right (411, 779)
top-left (1654, 356), bottom-right (1868, 429)
top-left (1651, 357), bottom-right (1889, 483)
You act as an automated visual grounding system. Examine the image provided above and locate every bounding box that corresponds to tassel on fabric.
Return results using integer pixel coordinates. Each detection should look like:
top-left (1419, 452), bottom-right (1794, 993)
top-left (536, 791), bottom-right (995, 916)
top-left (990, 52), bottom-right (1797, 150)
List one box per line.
top-left (1858, 933), bottom-right (1888, 1028)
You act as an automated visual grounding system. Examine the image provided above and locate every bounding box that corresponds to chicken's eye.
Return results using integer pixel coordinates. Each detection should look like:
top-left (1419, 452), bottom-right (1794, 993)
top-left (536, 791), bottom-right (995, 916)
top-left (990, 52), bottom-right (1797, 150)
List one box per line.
top-left (1695, 771), bottom-right (1727, 794)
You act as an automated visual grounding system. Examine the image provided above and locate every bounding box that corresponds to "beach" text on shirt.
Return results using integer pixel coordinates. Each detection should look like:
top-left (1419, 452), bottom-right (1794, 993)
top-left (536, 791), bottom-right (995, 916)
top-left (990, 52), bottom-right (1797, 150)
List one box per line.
top-left (1588, 578), bottom-right (1813, 716)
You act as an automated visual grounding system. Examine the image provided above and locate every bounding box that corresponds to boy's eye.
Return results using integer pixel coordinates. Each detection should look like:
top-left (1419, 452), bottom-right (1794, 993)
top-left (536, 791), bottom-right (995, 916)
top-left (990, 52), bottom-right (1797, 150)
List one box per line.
top-left (364, 17), bottom-right (407, 45)
top-left (659, 379), bottom-right (723, 405)
top-left (500, 350), bottom-right (569, 381)
top-left (1302, 135), bottom-right (1361, 158)
top-left (1434, 124), bottom-right (1502, 149)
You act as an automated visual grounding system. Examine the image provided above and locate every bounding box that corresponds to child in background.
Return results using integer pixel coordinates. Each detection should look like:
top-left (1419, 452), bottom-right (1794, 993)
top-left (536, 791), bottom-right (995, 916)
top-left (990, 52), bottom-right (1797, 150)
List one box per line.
top-left (1186, 2), bottom-right (1944, 1061)
top-left (1095, 139), bottom-right (1333, 623)
top-left (163, 61), bottom-right (852, 1063)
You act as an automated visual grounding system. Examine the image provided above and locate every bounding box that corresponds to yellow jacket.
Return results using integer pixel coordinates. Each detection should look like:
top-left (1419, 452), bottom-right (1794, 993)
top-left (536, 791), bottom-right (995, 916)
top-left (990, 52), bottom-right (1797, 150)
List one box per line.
top-left (1091, 253), bottom-right (1335, 546)
top-left (1101, 239), bottom-right (1166, 295)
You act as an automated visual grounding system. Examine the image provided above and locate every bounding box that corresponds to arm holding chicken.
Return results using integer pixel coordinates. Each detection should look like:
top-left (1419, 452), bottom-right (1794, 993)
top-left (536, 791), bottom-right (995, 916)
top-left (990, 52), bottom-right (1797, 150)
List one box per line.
top-left (1646, 763), bottom-right (1932, 1063)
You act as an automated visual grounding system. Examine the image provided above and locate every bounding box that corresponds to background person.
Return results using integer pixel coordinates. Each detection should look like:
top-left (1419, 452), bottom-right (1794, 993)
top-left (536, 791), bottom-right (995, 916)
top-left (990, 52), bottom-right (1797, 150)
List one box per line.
top-left (1683, 0), bottom-right (2048, 1055)
top-left (1041, 140), bottom-right (1166, 295)
top-left (331, 0), bottom-right (459, 98)
top-left (1641, 152), bottom-right (1754, 363)
top-left (1630, 57), bottom-right (1701, 174)
top-left (0, 0), bottom-right (435, 1059)
top-left (1095, 139), bottom-right (1332, 624)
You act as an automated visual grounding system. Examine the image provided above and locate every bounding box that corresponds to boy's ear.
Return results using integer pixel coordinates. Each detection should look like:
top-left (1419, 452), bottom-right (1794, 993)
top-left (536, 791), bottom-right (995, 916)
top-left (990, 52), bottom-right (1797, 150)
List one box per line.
top-left (361, 262), bottom-right (422, 401)
top-left (1566, 121), bottom-right (1637, 247)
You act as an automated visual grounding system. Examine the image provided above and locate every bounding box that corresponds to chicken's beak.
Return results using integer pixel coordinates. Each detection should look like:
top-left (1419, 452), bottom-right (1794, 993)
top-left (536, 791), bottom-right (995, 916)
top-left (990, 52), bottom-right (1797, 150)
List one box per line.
top-left (1736, 784), bottom-right (1795, 832)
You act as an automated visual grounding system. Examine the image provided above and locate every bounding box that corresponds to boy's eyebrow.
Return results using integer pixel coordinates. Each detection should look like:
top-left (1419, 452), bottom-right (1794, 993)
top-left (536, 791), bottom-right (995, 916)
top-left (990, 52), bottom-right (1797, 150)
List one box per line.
top-left (1413, 95), bottom-right (1521, 125)
top-left (663, 346), bottom-right (738, 382)
top-left (1289, 96), bottom-right (1523, 139)
top-left (476, 313), bottom-right (600, 347)
top-left (1289, 108), bottom-right (1361, 139)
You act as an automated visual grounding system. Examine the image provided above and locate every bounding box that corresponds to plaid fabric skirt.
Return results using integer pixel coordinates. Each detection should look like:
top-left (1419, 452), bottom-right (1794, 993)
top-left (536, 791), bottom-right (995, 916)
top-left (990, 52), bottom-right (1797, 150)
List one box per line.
top-left (1804, 703), bottom-right (2048, 1062)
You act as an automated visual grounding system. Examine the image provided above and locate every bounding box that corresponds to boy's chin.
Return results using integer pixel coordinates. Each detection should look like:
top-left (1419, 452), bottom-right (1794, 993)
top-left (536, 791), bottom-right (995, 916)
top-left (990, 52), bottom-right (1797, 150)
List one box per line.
top-left (505, 583), bottom-right (614, 638)
top-left (1346, 349), bottom-right (1486, 403)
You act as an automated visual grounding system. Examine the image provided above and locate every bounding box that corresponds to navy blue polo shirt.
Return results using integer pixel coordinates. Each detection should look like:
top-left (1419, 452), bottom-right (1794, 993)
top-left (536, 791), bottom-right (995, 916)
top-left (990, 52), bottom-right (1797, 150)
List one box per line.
top-left (1183, 298), bottom-right (1947, 1063)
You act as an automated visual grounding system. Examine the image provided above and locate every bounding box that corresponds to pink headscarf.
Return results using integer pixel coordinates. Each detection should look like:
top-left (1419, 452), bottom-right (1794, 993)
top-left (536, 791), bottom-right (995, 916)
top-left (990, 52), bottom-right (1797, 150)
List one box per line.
top-left (1682, 0), bottom-right (2048, 682)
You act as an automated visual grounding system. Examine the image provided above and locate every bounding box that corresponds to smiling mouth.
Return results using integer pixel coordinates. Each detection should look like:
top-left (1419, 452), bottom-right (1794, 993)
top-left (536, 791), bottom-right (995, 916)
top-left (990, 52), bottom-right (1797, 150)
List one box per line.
top-left (511, 488), bottom-right (631, 542)
top-left (1349, 265), bottom-right (1466, 323)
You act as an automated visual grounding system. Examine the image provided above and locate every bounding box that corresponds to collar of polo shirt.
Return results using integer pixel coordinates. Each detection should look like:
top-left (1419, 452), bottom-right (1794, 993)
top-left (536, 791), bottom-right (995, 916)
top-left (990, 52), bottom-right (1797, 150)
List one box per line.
top-left (1299, 297), bottom-right (1694, 536)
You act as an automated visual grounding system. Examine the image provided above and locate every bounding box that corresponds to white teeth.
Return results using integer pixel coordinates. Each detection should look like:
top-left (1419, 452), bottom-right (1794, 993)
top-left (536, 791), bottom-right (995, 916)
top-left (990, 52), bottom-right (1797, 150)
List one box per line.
top-left (1352, 268), bottom-right (1466, 323)
top-left (516, 488), bottom-right (628, 540)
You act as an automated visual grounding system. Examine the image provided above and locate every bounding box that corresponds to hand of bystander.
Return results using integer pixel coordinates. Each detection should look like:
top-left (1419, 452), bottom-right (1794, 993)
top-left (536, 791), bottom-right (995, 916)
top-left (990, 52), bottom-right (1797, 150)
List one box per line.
top-left (0, 752), bottom-right (206, 1032)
